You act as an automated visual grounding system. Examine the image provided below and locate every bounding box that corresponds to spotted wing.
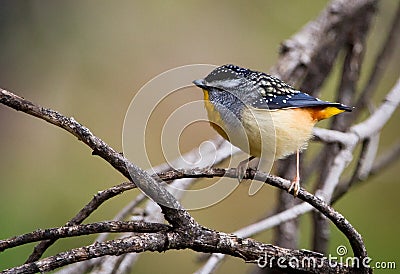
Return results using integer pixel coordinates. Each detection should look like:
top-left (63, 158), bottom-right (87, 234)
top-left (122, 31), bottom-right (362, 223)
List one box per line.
top-left (252, 91), bottom-right (353, 111)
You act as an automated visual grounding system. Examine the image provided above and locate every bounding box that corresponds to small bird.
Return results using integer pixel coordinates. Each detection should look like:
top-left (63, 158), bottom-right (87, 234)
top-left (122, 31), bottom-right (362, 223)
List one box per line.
top-left (193, 64), bottom-right (352, 196)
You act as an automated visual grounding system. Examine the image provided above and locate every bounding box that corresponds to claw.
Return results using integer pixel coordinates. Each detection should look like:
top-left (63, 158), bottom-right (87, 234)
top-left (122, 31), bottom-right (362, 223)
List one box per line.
top-left (288, 176), bottom-right (300, 197)
top-left (236, 156), bottom-right (255, 183)
top-left (288, 149), bottom-right (301, 197)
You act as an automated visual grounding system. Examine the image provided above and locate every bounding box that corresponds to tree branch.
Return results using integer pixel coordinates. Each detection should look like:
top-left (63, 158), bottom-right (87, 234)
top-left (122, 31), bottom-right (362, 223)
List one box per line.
top-left (332, 141), bottom-right (400, 203)
top-left (0, 88), bottom-right (196, 263)
top-left (0, 221), bottom-right (170, 252)
top-left (2, 226), bottom-right (353, 274)
top-left (54, 138), bottom-right (237, 274)
top-left (0, 89), bottom-right (181, 210)
top-left (352, 2), bottom-right (400, 119)
top-left (25, 181), bottom-right (138, 262)
top-left (270, 0), bottom-right (377, 87)
top-left (4, 64), bottom-right (397, 274)
top-left (1, 88), bottom-right (363, 274)
top-left (0, 1), bottom-right (396, 273)
top-left (156, 168), bottom-right (368, 263)
top-left (351, 78), bottom-right (400, 139)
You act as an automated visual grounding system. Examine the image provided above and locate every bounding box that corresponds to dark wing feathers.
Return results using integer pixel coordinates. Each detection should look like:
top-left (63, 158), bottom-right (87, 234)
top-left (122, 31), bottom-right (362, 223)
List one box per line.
top-left (252, 92), bottom-right (353, 111)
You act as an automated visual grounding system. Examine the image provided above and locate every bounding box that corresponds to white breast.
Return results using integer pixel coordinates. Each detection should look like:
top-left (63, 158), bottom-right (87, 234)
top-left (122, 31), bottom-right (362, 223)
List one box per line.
top-left (240, 107), bottom-right (316, 160)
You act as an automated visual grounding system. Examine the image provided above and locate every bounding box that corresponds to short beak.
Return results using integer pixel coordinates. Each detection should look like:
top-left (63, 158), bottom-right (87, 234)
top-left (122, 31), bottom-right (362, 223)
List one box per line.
top-left (193, 79), bottom-right (207, 89)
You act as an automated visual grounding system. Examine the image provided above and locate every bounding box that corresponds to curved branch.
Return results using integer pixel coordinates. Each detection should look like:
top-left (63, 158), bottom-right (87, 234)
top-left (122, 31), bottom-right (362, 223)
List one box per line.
top-left (156, 168), bottom-right (368, 263)
top-left (0, 89), bottom-right (181, 210)
top-left (0, 164), bottom-right (368, 273)
top-left (2, 227), bottom-right (353, 274)
top-left (0, 88), bottom-right (195, 263)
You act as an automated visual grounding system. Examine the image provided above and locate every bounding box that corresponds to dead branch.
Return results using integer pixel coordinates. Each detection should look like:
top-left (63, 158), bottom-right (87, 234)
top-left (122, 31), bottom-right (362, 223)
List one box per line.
top-left (0, 89), bottom-right (367, 274)
top-left (1, 0), bottom-right (398, 273)
top-left (2, 227), bottom-right (353, 274)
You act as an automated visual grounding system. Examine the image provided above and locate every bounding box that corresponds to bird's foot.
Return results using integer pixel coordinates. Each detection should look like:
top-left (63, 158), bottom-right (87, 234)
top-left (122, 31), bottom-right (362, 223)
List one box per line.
top-left (288, 176), bottom-right (300, 197)
top-left (236, 156), bottom-right (255, 183)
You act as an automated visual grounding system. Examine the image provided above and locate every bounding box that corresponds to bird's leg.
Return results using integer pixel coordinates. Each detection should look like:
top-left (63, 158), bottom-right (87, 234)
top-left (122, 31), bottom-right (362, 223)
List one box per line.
top-left (288, 149), bottom-right (300, 196)
top-left (236, 156), bottom-right (256, 182)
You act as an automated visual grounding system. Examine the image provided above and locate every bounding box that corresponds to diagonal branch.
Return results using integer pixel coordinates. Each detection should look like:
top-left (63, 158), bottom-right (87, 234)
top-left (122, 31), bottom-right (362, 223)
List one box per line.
top-left (0, 89), bottom-right (181, 209)
top-left (0, 88), bottom-right (195, 263)
top-left (0, 89), bottom-right (181, 210)
top-left (2, 226), bottom-right (353, 274)
top-left (156, 168), bottom-right (368, 262)
top-left (2, 88), bottom-right (362, 273)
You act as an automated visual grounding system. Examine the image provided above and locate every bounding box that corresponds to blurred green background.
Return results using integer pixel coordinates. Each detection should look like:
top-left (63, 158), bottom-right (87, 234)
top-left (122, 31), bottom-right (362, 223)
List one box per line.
top-left (0, 1), bottom-right (399, 273)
